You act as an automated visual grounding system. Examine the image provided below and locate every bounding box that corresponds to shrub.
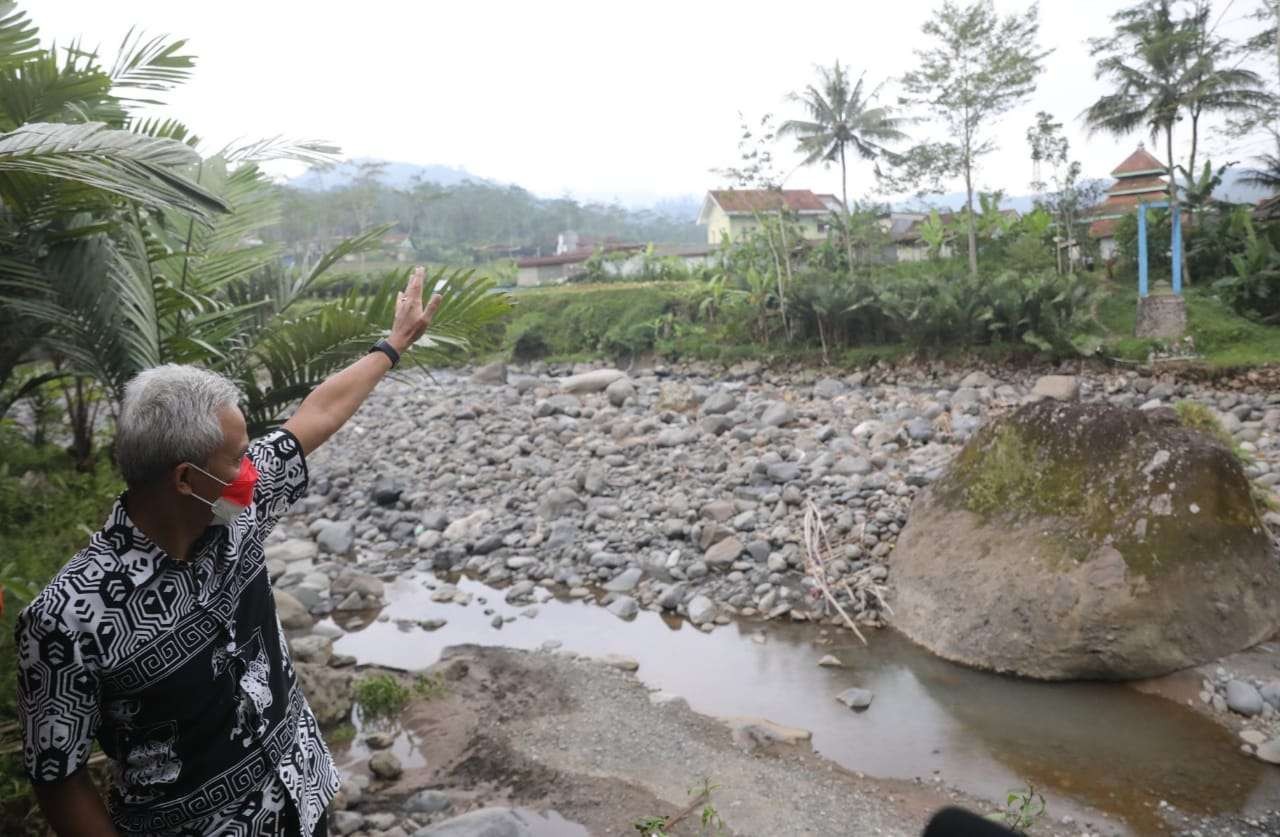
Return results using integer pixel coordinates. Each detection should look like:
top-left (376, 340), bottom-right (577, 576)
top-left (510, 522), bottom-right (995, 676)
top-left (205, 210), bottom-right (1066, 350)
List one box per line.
top-left (353, 674), bottom-right (411, 720)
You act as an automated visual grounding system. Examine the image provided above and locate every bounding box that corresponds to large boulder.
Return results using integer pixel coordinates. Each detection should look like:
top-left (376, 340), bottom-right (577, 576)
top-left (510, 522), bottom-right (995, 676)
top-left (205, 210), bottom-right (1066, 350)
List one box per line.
top-left (891, 400), bottom-right (1280, 680)
top-left (560, 368), bottom-right (626, 394)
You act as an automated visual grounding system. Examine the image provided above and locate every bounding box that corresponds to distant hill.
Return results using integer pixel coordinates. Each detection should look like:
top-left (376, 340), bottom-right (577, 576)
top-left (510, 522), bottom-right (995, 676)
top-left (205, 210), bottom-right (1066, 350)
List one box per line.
top-left (289, 158), bottom-right (495, 191)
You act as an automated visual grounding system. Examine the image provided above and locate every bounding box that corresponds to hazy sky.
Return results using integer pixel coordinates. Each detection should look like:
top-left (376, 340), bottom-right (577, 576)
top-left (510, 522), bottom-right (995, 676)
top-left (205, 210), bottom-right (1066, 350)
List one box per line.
top-left (37, 0), bottom-right (1278, 205)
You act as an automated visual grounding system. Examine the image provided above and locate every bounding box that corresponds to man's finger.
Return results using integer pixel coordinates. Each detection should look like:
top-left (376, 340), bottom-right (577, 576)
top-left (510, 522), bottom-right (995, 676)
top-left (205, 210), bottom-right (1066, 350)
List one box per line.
top-left (423, 293), bottom-right (443, 326)
top-left (406, 266), bottom-right (425, 299)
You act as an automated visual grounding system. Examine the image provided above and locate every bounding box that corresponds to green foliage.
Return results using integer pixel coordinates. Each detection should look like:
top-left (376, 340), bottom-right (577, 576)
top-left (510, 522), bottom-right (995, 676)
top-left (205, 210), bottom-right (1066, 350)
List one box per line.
top-left (1215, 217), bottom-right (1280, 324)
top-left (1174, 400), bottom-right (1236, 450)
top-left (353, 674), bottom-right (411, 720)
top-left (502, 284), bottom-right (691, 361)
top-left (413, 672), bottom-right (449, 701)
top-left (993, 784), bottom-right (1047, 834)
top-left (633, 816), bottom-right (669, 837)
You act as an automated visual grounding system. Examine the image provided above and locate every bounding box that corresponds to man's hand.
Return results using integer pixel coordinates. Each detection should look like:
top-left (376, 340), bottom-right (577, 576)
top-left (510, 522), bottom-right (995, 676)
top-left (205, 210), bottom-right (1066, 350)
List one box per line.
top-left (387, 266), bottom-right (444, 355)
top-left (284, 265), bottom-right (446, 456)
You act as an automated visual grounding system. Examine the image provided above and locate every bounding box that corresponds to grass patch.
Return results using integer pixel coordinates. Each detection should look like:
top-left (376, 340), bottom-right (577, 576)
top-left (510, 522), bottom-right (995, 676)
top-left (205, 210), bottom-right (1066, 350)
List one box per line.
top-left (413, 672), bottom-right (449, 701)
top-left (327, 722), bottom-right (356, 745)
top-left (1173, 401), bottom-right (1235, 448)
top-left (353, 674), bottom-right (411, 719)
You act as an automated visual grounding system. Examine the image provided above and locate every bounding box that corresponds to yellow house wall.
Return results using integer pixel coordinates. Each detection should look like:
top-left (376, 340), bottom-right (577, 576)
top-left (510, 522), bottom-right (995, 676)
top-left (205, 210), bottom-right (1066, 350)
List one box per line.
top-left (706, 206), bottom-right (826, 244)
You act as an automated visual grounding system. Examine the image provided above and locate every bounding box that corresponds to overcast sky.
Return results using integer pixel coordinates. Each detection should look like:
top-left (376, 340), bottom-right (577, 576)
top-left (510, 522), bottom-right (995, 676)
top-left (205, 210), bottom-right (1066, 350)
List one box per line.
top-left (37, 0), bottom-right (1278, 206)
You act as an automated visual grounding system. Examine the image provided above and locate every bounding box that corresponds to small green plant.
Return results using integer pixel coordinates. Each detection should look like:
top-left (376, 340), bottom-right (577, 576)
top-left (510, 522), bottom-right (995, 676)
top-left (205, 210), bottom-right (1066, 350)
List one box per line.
top-left (353, 674), bottom-right (411, 720)
top-left (327, 722), bottom-right (356, 745)
top-left (633, 815), bottom-right (669, 836)
top-left (413, 672), bottom-right (449, 701)
top-left (1173, 400), bottom-right (1253, 464)
top-left (993, 784), bottom-right (1046, 833)
top-left (633, 777), bottom-right (726, 837)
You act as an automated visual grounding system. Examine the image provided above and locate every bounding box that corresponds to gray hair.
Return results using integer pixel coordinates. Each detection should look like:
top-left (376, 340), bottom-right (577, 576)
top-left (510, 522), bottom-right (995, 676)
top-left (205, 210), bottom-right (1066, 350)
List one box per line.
top-left (116, 364), bottom-right (243, 486)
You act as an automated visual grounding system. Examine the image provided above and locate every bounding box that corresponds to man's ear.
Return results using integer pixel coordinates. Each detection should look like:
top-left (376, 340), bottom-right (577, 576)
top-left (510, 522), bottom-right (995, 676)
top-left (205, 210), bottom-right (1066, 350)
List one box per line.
top-left (172, 462), bottom-right (196, 497)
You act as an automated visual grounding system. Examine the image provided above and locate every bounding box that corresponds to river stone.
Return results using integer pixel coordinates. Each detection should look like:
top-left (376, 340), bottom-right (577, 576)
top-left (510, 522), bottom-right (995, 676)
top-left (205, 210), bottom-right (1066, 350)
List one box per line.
top-left (267, 538), bottom-right (318, 564)
top-left (1257, 740), bottom-right (1280, 765)
top-left (1032, 375), bottom-right (1080, 402)
top-left (537, 487), bottom-right (583, 519)
top-left (470, 361), bottom-right (508, 384)
top-left (760, 402), bottom-right (795, 427)
top-left (561, 368), bottom-right (625, 393)
top-left (702, 391), bottom-right (738, 415)
top-left (411, 808), bottom-right (536, 837)
top-left (836, 688), bottom-right (874, 710)
top-left (1261, 680), bottom-right (1280, 710)
top-left (444, 508), bottom-right (493, 541)
top-left (606, 376), bottom-right (635, 407)
top-left (704, 537), bottom-right (743, 568)
top-left (288, 635), bottom-right (332, 665)
top-left (657, 382), bottom-right (698, 412)
top-left (1227, 680), bottom-right (1265, 716)
top-left (406, 789), bottom-right (453, 815)
top-left (727, 716), bottom-right (813, 752)
top-left (607, 595), bottom-right (639, 620)
top-left (332, 571), bottom-right (385, 601)
top-left (369, 751), bottom-right (402, 780)
top-left (371, 477), bottom-right (403, 506)
top-left (818, 655), bottom-right (844, 668)
top-left (316, 521), bottom-right (355, 556)
top-left (604, 567), bottom-right (643, 592)
top-left (274, 589), bottom-right (313, 630)
top-left (687, 594), bottom-right (716, 624)
top-left (295, 663), bottom-right (353, 725)
top-left (891, 400), bottom-right (1280, 680)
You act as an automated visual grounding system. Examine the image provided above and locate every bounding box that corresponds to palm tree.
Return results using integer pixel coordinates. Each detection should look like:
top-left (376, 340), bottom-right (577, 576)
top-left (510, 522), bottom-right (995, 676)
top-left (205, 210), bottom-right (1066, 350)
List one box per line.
top-left (1242, 131), bottom-right (1280, 194)
top-left (779, 62), bottom-right (906, 212)
top-left (1086, 0), bottom-right (1270, 284)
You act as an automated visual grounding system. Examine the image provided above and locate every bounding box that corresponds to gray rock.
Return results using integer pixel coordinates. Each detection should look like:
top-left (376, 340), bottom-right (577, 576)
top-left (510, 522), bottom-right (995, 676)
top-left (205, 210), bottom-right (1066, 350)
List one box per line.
top-left (1260, 679), bottom-right (1280, 710)
top-left (687, 594), bottom-right (716, 624)
top-left (766, 462), bottom-right (802, 483)
top-left (422, 510), bottom-right (451, 531)
top-left (813, 378), bottom-right (846, 399)
top-left (700, 500), bottom-right (736, 522)
top-left (1227, 680), bottom-right (1265, 716)
top-left (607, 595), bottom-right (639, 620)
top-left (405, 789), bottom-right (453, 815)
top-left (332, 571), bottom-right (385, 601)
top-left (1257, 739), bottom-right (1280, 765)
top-left (833, 456), bottom-right (872, 476)
top-left (656, 427), bottom-right (698, 447)
top-left (444, 508), bottom-right (493, 541)
top-left (274, 589), bottom-right (314, 630)
top-left (411, 807), bottom-right (536, 837)
top-left (606, 377), bottom-right (635, 407)
top-left (470, 361), bottom-right (508, 384)
top-left (372, 477), bottom-right (403, 506)
top-left (537, 488), bottom-right (582, 520)
top-left (288, 635), bottom-right (332, 665)
top-left (704, 537), bottom-right (743, 567)
top-left (604, 567), bottom-right (643, 593)
top-left (535, 394), bottom-right (580, 417)
top-left (332, 810), bottom-right (363, 836)
top-left (836, 688), bottom-right (875, 710)
top-left (266, 539), bottom-right (319, 564)
top-left (316, 521), bottom-right (355, 556)
top-left (561, 368), bottom-right (625, 393)
top-left (701, 391), bottom-right (738, 415)
top-left (760, 402), bottom-right (795, 428)
top-left (1031, 375), bottom-right (1080, 402)
top-left (369, 751), bottom-right (402, 780)
top-left (905, 418), bottom-right (934, 442)
top-left (701, 415), bottom-right (735, 436)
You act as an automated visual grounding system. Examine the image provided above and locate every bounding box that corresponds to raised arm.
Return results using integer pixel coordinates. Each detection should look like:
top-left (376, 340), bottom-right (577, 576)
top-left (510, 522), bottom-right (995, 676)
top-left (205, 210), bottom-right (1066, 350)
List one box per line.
top-left (283, 266), bottom-right (442, 456)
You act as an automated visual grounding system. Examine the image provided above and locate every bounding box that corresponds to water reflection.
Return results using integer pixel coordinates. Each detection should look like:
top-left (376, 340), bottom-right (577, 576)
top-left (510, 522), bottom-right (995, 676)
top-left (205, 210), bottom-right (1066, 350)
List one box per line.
top-left (331, 573), bottom-right (1279, 832)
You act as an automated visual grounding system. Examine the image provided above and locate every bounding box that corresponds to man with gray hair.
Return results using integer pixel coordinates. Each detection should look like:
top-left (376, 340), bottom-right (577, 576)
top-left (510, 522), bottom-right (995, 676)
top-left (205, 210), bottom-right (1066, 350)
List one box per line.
top-left (15, 267), bottom-right (442, 836)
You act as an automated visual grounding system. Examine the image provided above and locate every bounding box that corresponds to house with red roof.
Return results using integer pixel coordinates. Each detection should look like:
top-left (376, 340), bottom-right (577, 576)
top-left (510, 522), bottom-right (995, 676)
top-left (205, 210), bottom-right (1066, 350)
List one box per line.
top-left (1088, 146), bottom-right (1173, 261)
top-left (697, 189), bottom-right (845, 245)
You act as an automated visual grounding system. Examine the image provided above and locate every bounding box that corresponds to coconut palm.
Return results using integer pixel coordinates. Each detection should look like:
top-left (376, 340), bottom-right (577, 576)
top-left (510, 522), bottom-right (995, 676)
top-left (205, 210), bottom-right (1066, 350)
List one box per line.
top-left (1086, 0), bottom-right (1270, 283)
top-left (779, 62), bottom-right (906, 212)
top-left (1242, 131), bottom-right (1280, 194)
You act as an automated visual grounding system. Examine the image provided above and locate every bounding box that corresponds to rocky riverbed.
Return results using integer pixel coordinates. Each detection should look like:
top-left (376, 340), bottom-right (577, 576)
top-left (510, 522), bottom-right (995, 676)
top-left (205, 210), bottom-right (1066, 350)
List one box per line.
top-left (264, 359), bottom-right (1280, 836)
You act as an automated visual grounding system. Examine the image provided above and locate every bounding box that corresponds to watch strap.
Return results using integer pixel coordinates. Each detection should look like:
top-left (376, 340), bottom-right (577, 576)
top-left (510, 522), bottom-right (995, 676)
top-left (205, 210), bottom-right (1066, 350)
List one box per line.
top-left (368, 338), bottom-right (400, 368)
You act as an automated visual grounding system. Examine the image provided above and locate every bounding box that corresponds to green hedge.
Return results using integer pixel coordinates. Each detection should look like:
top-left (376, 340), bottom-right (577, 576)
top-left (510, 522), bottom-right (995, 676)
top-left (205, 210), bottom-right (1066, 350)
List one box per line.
top-left (503, 283), bottom-right (693, 361)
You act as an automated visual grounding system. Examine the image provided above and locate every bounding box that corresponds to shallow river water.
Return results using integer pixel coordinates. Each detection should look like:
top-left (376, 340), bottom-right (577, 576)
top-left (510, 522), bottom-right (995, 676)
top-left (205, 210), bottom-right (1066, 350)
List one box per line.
top-left (330, 573), bottom-right (1280, 834)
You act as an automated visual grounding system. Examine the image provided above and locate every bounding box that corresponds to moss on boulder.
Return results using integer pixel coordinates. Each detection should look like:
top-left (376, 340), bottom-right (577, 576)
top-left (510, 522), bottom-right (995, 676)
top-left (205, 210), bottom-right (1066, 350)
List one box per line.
top-left (892, 400), bottom-right (1280, 680)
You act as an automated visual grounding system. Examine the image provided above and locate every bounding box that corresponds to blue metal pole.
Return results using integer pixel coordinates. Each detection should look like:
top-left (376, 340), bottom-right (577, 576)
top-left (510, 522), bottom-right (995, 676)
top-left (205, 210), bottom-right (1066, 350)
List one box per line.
top-left (1171, 208), bottom-right (1182, 296)
top-left (1138, 203), bottom-right (1149, 299)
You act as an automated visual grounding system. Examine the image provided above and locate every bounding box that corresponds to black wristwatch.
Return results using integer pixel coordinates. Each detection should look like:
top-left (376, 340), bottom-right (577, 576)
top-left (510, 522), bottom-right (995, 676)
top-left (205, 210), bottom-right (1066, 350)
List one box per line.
top-left (368, 338), bottom-right (401, 368)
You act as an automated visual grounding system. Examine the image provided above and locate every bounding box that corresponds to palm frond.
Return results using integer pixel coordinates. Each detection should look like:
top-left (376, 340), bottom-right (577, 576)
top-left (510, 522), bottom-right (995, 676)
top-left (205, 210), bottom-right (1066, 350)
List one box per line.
top-left (220, 136), bottom-right (340, 166)
top-left (0, 1), bottom-right (39, 72)
top-left (0, 122), bottom-right (229, 217)
top-left (109, 28), bottom-right (194, 104)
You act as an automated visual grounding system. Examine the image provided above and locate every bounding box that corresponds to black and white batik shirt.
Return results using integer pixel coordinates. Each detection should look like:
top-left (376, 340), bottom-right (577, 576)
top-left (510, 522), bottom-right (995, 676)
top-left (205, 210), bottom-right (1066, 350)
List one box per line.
top-left (15, 428), bottom-right (339, 836)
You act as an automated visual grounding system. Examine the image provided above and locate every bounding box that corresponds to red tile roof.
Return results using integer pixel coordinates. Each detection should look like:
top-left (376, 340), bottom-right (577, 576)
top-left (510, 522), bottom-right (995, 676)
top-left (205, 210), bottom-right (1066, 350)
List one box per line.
top-left (1255, 194), bottom-right (1280, 222)
top-left (1088, 218), bottom-right (1119, 239)
top-left (1112, 147), bottom-right (1167, 177)
top-left (1105, 175), bottom-right (1168, 195)
top-left (708, 189), bottom-right (831, 214)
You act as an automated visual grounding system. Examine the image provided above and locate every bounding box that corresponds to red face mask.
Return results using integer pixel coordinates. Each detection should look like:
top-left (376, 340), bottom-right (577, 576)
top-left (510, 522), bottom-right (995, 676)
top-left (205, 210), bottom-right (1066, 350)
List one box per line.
top-left (188, 456), bottom-right (259, 524)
